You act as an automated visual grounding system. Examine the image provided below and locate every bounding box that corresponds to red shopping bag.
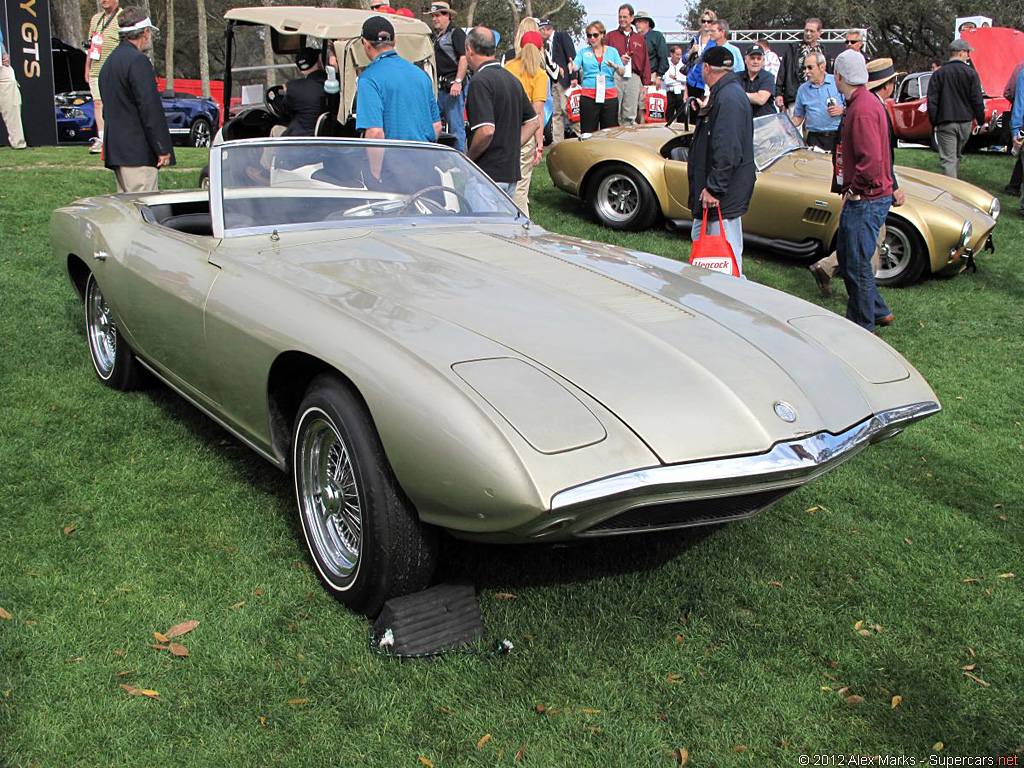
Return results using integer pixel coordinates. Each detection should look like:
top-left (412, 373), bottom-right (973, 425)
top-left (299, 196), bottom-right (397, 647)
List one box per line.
top-left (689, 207), bottom-right (740, 276)
top-left (644, 88), bottom-right (667, 123)
top-left (567, 85), bottom-right (581, 123)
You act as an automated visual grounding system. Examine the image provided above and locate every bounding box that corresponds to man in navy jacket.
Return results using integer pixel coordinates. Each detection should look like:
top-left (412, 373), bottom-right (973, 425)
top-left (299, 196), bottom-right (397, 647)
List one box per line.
top-left (539, 19), bottom-right (575, 143)
top-left (98, 7), bottom-right (174, 192)
top-left (687, 45), bottom-right (755, 273)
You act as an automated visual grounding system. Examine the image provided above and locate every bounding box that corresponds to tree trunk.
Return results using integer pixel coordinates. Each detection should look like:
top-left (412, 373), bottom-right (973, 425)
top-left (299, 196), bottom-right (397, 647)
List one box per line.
top-left (164, 0), bottom-right (175, 92)
top-left (465, 0), bottom-right (478, 26)
top-left (49, 0), bottom-right (82, 49)
top-left (540, 0), bottom-right (567, 18)
top-left (263, 0), bottom-right (276, 88)
top-left (197, 0), bottom-right (211, 97)
top-left (523, 0), bottom-right (532, 21)
top-left (506, 0), bottom-right (520, 36)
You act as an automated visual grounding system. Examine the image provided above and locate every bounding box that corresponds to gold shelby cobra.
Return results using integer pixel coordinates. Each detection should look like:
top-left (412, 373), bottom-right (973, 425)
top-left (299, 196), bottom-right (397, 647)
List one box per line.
top-left (546, 114), bottom-right (999, 287)
top-left (52, 138), bottom-right (939, 616)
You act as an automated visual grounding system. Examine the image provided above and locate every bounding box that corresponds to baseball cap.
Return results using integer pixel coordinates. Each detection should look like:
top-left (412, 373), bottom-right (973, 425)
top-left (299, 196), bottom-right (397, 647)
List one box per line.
top-left (362, 15), bottom-right (395, 43)
top-left (520, 30), bottom-right (543, 49)
top-left (295, 47), bottom-right (320, 71)
top-left (746, 44), bottom-right (765, 57)
top-left (537, 18), bottom-right (552, 29)
top-left (950, 38), bottom-right (974, 52)
top-left (702, 46), bottom-right (733, 68)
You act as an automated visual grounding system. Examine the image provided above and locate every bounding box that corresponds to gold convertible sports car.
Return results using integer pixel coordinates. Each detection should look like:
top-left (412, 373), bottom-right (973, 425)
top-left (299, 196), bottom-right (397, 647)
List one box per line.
top-left (52, 138), bottom-right (940, 616)
top-left (546, 114), bottom-right (999, 287)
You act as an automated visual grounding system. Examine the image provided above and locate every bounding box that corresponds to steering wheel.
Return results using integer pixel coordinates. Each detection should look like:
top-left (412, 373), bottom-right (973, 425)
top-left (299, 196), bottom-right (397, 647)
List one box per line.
top-left (264, 85), bottom-right (288, 121)
top-left (397, 185), bottom-right (470, 216)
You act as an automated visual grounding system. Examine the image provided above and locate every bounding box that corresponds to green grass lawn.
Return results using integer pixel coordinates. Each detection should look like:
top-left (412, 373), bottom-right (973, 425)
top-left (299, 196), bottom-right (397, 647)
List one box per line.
top-left (1, 144), bottom-right (1021, 765)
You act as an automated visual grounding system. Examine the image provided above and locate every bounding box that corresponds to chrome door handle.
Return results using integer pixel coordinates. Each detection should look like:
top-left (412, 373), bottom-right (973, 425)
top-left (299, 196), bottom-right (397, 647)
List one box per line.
top-left (92, 250), bottom-right (108, 261)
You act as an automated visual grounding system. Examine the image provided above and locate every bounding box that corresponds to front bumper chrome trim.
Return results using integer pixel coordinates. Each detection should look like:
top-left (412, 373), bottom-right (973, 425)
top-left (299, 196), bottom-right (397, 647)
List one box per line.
top-left (550, 401), bottom-right (941, 512)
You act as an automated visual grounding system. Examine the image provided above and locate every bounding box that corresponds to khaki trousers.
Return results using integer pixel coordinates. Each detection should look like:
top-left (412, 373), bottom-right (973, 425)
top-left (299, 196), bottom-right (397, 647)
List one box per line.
top-left (513, 136), bottom-right (537, 216)
top-left (550, 81), bottom-right (573, 144)
top-left (114, 166), bottom-right (159, 193)
top-left (614, 73), bottom-right (642, 127)
top-left (0, 64), bottom-right (27, 149)
top-left (814, 224), bottom-right (885, 277)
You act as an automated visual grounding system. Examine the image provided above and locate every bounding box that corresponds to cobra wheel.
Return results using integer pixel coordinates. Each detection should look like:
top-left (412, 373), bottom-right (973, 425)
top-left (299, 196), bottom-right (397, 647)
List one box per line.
top-left (586, 164), bottom-right (660, 231)
top-left (84, 272), bottom-right (141, 390)
top-left (293, 375), bottom-right (437, 617)
top-left (875, 216), bottom-right (927, 287)
top-left (189, 117), bottom-right (212, 148)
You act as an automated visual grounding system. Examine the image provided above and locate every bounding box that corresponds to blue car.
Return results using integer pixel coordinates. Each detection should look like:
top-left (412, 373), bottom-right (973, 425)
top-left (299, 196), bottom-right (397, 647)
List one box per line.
top-left (55, 91), bottom-right (219, 147)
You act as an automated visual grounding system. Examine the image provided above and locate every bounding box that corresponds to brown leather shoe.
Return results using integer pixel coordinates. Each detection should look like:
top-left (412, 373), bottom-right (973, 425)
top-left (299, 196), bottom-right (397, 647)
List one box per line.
top-left (808, 263), bottom-right (833, 297)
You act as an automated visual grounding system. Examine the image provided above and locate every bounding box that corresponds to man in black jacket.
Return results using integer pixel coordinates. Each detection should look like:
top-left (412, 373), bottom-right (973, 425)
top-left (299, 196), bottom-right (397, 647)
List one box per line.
top-left (927, 39), bottom-right (985, 178)
top-left (281, 47), bottom-right (328, 136)
top-left (539, 19), bottom-right (576, 143)
top-left (98, 7), bottom-right (173, 193)
top-left (775, 17), bottom-right (828, 115)
top-left (688, 45), bottom-right (755, 274)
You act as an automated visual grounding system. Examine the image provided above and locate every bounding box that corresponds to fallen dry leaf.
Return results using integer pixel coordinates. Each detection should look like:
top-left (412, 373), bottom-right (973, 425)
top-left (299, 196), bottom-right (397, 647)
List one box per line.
top-left (858, 629), bottom-right (872, 637)
top-left (961, 664), bottom-right (977, 671)
top-left (854, 620), bottom-right (865, 630)
top-left (258, 716), bottom-right (267, 727)
top-left (115, 670), bottom-right (135, 677)
top-left (734, 745), bottom-right (747, 752)
top-left (440, 706), bottom-right (451, 714)
top-left (120, 684), bottom-right (159, 699)
top-left (112, 649), bottom-right (125, 657)
top-left (417, 758), bottom-right (434, 768)
top-left (934, 742), bottom-right (944, 751)
top-left (168, 643), bottom-right (189, 657)
top-left (477, 734), bottom-right (492, 750)
top-left (821, 686), bottom-right (832, 692)
top-left (581, 709), bottom-right (601, 714)
top-left (65, 657), bottom-right (84, 664)
top-left (891, 695), bottom-right (903, 709)
top-left (667, 673), bottom-right (683, 683)
top-left (968, 646), bottom-right (976, 658)
top-left (824, 658), bottom-right (839, 668)
top-left (963, 578), bottom-right (980, 584)
top-left (767, 581), bottom-right (783, 587)
top-left (676, 747), bottom-right (690, 765)
top-left (869, 624), bottom-right (884, 633)
top-left (253, 588), bottom-right (264, 596)
top-left (675, 634), bottom-right (683, 642)
top-left (836, 686), bottom-right (851, 696)
top-left (24, 620), bottom-right (37, 626)
top-left (904, 538), bottom-right (913, 545)
top-left (286, 698), bottom-right (310, 706)
top-left (493, 592), bottom-right (517, 600)
top-left (149, 644), bottom-right (169, 651)
top-left (3, 690), bottom-right (10, 697)
top-left (998, 573), bottom-right (1015, 579)
top-left (964, 672), bottom-right (990, 687)
top-left (823, 673), bottom-right (837, 682)
top-left (164, 620), bottom-right (199, 639)
top-left (230, 601), bottom-right (246, 610)
top-left (846, 695), bottom-right (865, 704)
top-left (515, 745), bottom-right (526, 762)
top-left (806, 506), bottom-right (820, 514)
top-left (0, 607), bottom-right (11, 621)
top-left (153, 632), bottom-right (169, 644)
top-left (63, 525), bottom-right (76, 535)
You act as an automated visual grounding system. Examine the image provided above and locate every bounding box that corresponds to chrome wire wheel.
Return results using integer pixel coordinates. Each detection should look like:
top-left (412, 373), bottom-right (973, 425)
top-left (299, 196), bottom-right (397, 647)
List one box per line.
top-left (876, 226), bottom-right (911, 281)
top-left (596, 172), bottom-right (640, 224)
top-left (297, 411), bottom-right (363, 585)
top-left (85, 275), bottom-right (117, 380)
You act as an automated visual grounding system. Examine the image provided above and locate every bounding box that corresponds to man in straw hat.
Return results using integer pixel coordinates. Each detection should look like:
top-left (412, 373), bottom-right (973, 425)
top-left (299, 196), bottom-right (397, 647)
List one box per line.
top-left (427, 0), bottom-right (468, 151)
top-left (808, 57), bottom-right (904, 311)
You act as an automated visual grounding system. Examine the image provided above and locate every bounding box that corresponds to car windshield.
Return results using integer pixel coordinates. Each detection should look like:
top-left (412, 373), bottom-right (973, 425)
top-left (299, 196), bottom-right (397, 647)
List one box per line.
top-left (214, 140), bottom-right (520, 235)
top-left (753, 114), bottom-right (807, 171)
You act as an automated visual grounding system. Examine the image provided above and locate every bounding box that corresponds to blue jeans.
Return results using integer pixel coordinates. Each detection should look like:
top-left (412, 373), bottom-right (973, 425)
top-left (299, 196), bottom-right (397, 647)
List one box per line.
top-left (836, 196), bottom-right (892, 331)
top-left (437, 88), bottom-right (466, 152)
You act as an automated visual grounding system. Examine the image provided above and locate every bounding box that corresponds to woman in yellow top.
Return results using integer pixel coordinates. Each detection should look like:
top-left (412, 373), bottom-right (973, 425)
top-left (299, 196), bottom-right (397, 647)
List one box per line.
top-left (503, 23), bottom-right (548, 216)
top-left (85, 0), bottom-right (122, 153)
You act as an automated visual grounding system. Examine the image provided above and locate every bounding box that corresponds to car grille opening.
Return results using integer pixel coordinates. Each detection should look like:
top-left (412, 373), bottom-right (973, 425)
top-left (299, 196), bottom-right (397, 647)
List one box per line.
top-left (802, 207), bottom-right (832, 225)
top-left (579, 488), bottom-right (795, 535)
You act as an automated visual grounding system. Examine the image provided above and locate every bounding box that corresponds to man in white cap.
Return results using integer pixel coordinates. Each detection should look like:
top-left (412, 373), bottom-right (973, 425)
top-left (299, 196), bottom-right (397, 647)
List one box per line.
top-left (927, 39), bottom-right (985, 178)
top-left (831, 48), bottom-right (892, 333)
top-left (98, 6), bottom-right (173, 192)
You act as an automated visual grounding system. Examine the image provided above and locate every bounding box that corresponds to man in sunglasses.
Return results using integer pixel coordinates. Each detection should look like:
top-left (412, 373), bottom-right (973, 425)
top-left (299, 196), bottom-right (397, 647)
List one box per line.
top-left (844, 29), bottom-right (864, 55)
top-left (776, 17), bottom-right (830, 116)
top-left (792, 52), bottom-right (844, 151)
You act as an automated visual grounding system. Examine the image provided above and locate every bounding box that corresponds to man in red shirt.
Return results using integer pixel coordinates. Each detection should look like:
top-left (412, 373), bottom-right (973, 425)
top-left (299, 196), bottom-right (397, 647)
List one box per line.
top-left (832, 49), bottom-right (893, 332)
top-left (605, 4), bottom-right (651, 127)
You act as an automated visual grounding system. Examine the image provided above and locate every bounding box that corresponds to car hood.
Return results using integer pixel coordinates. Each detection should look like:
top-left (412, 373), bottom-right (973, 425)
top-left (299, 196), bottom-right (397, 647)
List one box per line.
top-left (267, 225), bottom-right (925, 465)
top-left (961, 26), bottom-right (1024, 97)
top-left (781, 150), bottom-right (946, 202)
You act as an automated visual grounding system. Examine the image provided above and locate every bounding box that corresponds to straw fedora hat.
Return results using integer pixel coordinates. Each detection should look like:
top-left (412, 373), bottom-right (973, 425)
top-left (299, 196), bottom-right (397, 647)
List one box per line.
top-left (867, 58), bottom-right (904, 90)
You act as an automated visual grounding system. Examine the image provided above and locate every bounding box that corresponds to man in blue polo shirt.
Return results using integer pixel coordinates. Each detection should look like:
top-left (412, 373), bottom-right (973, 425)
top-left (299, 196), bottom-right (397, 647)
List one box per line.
top-left (793, 51), bottom-right (844, 151)
top-left (356, 15), bottom-right (441, 143)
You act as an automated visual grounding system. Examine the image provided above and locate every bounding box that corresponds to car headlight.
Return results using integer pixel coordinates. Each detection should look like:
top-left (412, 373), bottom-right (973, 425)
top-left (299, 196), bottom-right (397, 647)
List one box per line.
top-left (64, 107), bottom-right (87, 119)
top-left (959, 220), bottom-right (973, 249)
top-left (989, 197), bottom-right (1000, 220)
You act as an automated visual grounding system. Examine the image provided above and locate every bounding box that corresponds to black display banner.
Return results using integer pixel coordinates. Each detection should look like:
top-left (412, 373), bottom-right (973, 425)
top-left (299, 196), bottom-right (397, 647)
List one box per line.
top-left (1, 0), bottom-right (57, 146)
